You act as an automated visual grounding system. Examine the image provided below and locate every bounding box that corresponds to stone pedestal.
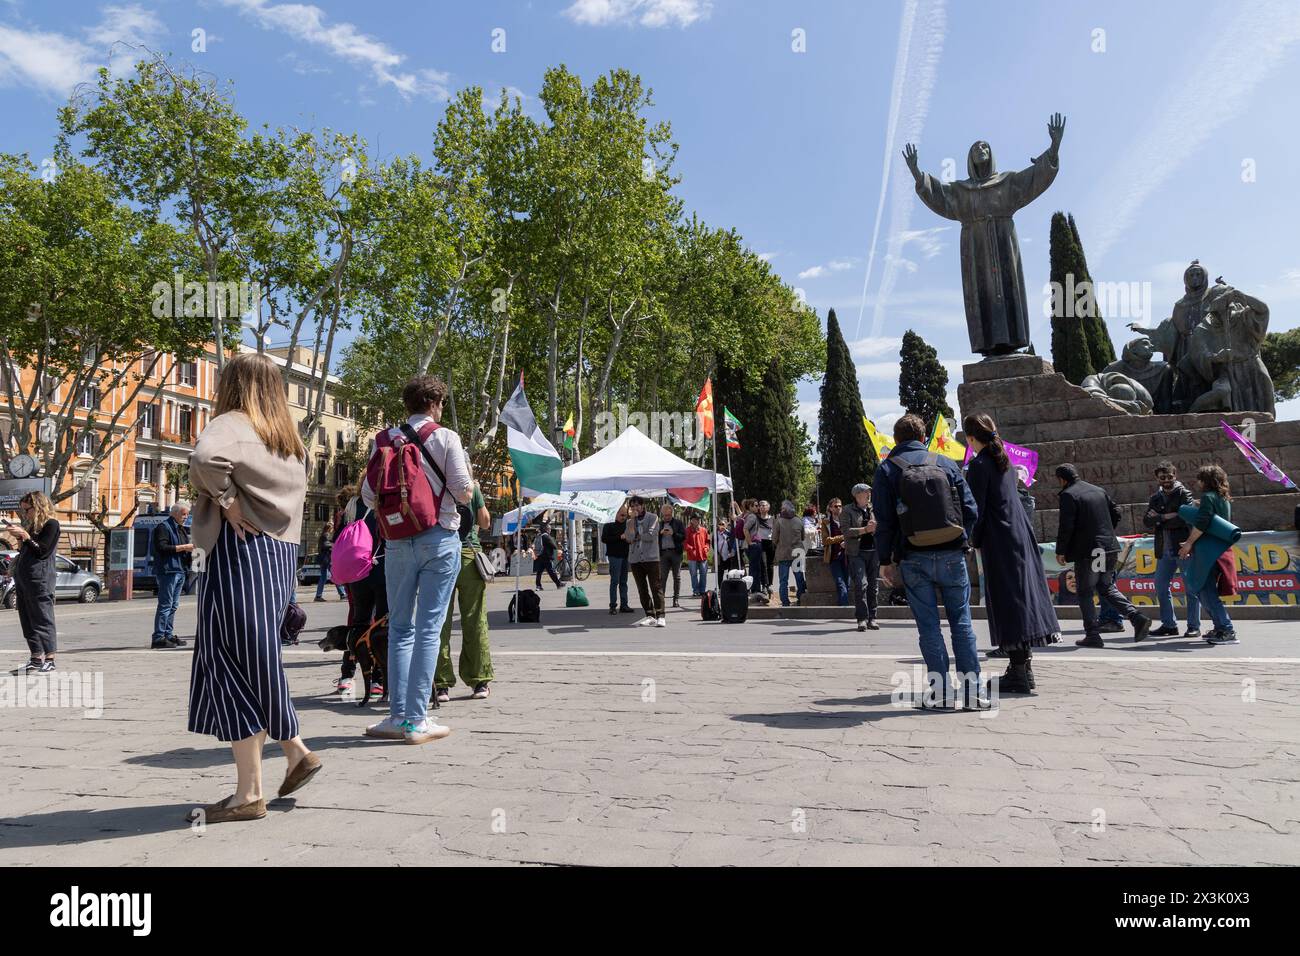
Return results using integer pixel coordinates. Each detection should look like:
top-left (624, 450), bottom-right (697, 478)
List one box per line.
top-left (957, 355), bottom-right (1300, 539)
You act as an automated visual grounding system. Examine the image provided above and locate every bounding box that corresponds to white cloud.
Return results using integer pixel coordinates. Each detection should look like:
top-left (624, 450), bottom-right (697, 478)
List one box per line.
top-left (895, 225), bottom-right (948, 260)
top-left (798, 256), bottom-right (858, 280)
top-left (563, 0), bottom-right (711, 28)
top-left (847, 336), bottom-right (903, 360)
top-left (1284, 268), bottom-right (1300, 288)
top-left (219, 0), bottom-right (450, 99)
top-left (1085, 1), bottom-right (1300, 265)
top-left (0, 4), bottom-right (163, 97)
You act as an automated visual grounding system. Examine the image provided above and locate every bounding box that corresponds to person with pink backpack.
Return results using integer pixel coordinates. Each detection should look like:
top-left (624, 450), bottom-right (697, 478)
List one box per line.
top-left (360, 376), bottom-right (474, 745)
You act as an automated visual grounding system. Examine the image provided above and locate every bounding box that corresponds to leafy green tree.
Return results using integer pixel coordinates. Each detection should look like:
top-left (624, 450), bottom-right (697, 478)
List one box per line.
top-left (898, 329), bottom-right (953, 430)
top-left (717, 359), bottom-right (807, 505)
top-left (1262, 328), bottom-right (1300, 401)
top-left (0, 152), bottom-right (208, 501)
top-left (1049, 211), bottom-right (1115, 383)
top-left (817, 308), bottom-right (873, 502)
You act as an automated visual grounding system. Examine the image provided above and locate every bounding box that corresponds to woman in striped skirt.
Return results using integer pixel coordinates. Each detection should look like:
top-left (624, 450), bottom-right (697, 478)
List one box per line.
top-left (186, 352), bottom-right (321, 824)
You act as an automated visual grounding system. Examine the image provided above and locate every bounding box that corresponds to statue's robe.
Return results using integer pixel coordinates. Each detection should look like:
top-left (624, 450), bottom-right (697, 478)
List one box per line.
top-left (1103, 356), bottom-right (1172, 414)
top-left (1149, 283), bottom-right (1210, 413)
top-left (1187, 302), bottom-right (1275, 417)
top-left (915, 142), bottom-right (1058, 355)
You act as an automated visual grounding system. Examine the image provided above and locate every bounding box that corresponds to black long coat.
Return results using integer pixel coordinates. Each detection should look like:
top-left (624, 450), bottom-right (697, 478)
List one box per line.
top-left (967, 450), bottom-right (1060, 647)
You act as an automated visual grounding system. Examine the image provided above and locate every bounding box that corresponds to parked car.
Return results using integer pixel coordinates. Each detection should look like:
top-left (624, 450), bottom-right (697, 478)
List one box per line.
top-left (0, 550), bottom-right (103, 607)
top-left (297, 553), bottom-right (323, 586)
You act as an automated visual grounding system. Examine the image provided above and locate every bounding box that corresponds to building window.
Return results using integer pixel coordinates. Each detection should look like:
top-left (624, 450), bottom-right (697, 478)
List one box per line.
top-left (76, 432), bottom-right (99, 456)
top-left (336, 430), bottom-right (344, 450)
top-left (315, 457), bottom-right (327, 486)
top-left (333, 397), bottom-right (348, 417)
top-left (179, 405), bottom-right (194, 442)
top-left (142, 349), bottom-right (158, 375)
top-left (83, 345), bottom-right (99, 367)
top-left (76, 480), bottom-right (97, 513)
top-left (177, 361), bottom-right (197, 387)
top-left (136, 401), bottom-right (157, 438)
top-left (314, 502), bottom-right (331, 521)
top-left (297, 384), bottom-right (307, 406)
top-left (0, 361), bottom-right (15, 394)
top-left (136, 459), bottom-right (156, 484)
top-left (80, 385), bottom-right (101, 409)
top-left (334, 463), bottom-right (349, 488)
top-left (317, 426), bottom-right (326, 448)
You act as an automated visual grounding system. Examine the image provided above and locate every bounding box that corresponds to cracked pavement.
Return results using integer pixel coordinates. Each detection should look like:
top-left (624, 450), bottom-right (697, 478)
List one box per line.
top-left (1, 585), bottom-right (1298, 866)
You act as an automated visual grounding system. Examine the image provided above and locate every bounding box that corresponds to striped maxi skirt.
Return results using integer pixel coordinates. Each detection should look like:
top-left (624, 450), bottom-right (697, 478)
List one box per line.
top-left (188, 521), bottom-right (301, 743)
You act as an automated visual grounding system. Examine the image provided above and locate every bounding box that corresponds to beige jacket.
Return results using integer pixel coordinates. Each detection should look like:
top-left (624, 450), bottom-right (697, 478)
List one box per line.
top-left (188, 411), bottom-right (307, 554)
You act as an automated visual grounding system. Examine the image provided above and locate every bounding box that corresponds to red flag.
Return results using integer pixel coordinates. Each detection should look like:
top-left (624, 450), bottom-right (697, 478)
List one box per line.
top-left (695, 378), bottom-right (715, 439)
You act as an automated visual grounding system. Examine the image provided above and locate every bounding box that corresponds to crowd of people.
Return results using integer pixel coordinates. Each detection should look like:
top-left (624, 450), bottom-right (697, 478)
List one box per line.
top-left (3, 358), bottom-right (1251, 819)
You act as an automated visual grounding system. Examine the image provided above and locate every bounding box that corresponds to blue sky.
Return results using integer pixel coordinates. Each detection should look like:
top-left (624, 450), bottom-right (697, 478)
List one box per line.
top-left (3, 0), bottom-right (1298, 431)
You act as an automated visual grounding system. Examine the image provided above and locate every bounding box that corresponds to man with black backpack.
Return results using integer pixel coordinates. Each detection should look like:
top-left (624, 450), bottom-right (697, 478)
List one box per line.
top-left (872, 414), bottom-right (981, 709)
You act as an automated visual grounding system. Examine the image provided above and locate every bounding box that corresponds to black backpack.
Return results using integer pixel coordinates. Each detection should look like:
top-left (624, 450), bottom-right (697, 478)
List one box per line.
top-left (700, 589), bottom-right (721, 622)
top-left (896, 454), bottom-right (964, 547)
top-left (509, 588), bottom-right (541, 623)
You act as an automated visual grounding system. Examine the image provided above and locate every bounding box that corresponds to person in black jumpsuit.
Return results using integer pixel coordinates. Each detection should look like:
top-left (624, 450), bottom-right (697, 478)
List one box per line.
top-left (7, 492), bottom-right (61, 674)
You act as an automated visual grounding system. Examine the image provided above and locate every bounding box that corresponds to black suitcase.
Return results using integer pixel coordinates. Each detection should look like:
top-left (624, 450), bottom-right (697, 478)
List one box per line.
top-left (700, 589), bottom-right (721, 621)
top-left (509, 589), bottom-right (541, 623)
top-left (719, 579), bottom-right (748, 623)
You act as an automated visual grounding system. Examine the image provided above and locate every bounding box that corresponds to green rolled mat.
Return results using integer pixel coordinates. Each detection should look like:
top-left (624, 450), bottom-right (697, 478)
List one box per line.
top-left (1177, 504), bottom-right (1242, 545)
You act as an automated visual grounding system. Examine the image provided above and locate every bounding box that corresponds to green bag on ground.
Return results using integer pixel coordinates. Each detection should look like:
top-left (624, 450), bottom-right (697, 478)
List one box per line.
top-left (565, 585), bottom-right (589, 607)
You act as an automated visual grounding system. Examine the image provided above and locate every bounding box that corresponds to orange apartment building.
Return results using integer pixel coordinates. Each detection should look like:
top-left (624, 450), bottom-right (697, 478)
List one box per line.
top-left (1, 344), bottom-right (363, 571)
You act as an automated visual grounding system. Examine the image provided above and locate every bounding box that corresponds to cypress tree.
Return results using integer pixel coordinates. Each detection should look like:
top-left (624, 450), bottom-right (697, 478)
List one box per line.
top-left (817, 309), bottom-right (874, 503)
top-left (1049, 211), bottom-right (1102, 384)
top-left (898, 329), bottom-right (953, 432)
top-left (717, 358), bottom-right (806, 506)
top-left (1069, 214), bottom-right (1116, 369)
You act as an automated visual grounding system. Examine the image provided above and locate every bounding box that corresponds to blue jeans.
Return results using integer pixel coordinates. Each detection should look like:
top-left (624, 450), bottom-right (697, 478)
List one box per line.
top-left (315, 552), bottom-right (346, 599)
top-left (1155, 554), bottom-right (1201, 630)
top-left (384, 525), bottom-right (462, 725)
top-left (688, 560), bottom-right (708, 595)
top-left (153, 570), bottom-right (185, 643)
top-left (898, 550), bottom-right (979, 701)
top-left (607, 555), bottom-right (630, 608)
top-left (828, 561), bottom-right (850, 605)
top-left (777, 560), bottom-right (806, 606)
top-left (1198, 581), bottom-right (1234, 633)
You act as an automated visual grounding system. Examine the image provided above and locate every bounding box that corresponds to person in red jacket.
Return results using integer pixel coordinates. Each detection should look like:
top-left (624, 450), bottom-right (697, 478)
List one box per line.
top-left (684, 512), bottom-right (711, 596)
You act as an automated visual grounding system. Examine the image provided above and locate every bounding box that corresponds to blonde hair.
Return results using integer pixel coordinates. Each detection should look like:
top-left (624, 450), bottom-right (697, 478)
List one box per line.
top-left (20, 491), bottom-right (54, 535)
top-left (214, 352), bottom-right (305, 461)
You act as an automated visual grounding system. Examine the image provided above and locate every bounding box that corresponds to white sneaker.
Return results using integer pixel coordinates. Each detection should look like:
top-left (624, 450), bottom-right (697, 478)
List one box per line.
top-left (365, 716), bottom-right (407, 740)
top-left (404, 719), bottom-right (452, 745)
top-left (655, 617), bottom-right (667, 628)
top-left (635, 616), bottom-right (657, 627)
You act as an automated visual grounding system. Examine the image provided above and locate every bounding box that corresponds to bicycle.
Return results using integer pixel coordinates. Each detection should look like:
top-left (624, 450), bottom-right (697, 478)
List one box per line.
top-left (556, 554), bottom-right (593, 581)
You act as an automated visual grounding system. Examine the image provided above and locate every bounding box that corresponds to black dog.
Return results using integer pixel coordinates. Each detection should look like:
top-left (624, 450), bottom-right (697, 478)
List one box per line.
top-left (349, 617), bottom-right (388, 707)
top-left (318, 624), bottom-right (351, 653)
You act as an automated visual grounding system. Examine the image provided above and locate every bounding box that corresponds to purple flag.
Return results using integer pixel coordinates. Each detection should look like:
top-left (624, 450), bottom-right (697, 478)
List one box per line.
top-left (963, 439), bottom-right (1040, 485)
top-left (1222, 421), bottom-right (1296, 489)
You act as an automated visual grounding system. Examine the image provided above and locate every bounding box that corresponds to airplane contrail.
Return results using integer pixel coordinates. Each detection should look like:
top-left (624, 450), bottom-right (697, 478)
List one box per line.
top-left (855, 0), bottom-right (947, 341)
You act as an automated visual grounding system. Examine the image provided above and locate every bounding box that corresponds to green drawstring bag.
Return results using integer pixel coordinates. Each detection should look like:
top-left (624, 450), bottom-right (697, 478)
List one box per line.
top-left (565, 585), bottom-right (589, 607)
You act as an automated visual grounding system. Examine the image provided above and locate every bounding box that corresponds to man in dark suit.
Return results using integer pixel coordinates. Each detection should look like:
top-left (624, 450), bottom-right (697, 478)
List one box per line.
top-left (1054, 464), bottom-right (1151, 647)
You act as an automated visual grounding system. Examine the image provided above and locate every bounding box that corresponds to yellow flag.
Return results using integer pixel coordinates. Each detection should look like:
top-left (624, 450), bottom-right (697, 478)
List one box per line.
top-left (927, 415), bottom-right (967, 462)
top-left (863, 416), bottom-right (894, 462)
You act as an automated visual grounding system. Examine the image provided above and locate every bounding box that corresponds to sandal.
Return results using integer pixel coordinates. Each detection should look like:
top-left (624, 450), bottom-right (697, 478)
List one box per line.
top-left (187, 795), bottom-right (267, 824)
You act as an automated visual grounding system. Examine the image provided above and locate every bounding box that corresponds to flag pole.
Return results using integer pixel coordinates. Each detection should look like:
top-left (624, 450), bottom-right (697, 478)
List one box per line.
top-left (512, 478), bottom-right (521, 612)
top-left (710, 409), bottom-right (719, 598)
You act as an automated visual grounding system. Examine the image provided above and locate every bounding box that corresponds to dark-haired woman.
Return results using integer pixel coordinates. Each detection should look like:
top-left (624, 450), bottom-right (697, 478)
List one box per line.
top-left (963, 414), bottom-right (1060, 693)
top-left (1178, 465), bottom-right (1238, 645)
top-left (6, 491), bottom-right (60, 674)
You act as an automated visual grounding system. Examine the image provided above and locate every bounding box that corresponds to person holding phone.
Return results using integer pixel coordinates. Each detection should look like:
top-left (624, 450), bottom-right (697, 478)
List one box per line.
top-left (6, 492), bottom-right (61, 674)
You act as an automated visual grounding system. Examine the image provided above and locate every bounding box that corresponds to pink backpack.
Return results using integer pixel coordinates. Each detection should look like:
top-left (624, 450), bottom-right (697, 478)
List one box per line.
top-left (331, 515), bottom-right (376, 585)
top-left (365, 421), bottom-right (447, 540)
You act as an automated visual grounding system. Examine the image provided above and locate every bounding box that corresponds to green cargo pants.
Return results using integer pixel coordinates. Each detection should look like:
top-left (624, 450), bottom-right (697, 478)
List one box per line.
top-left (436, 546), bottom-right (495, 689)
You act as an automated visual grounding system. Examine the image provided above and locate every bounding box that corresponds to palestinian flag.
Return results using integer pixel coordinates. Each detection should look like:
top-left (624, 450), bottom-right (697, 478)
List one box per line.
top-left (668, 487), bottom-right (711, 512)
top-left (927, 414), bottom-right (967, 463)
top-left (500, 376), bottom-right (563, 495)
top-left (695, 379), bottom-right (715, 439)
top-left (863, 416), bottom-right (895, 462)
top-left (562, 413), bottom-right (576, 451)
top-left (723, 407), bottom-right (742, 449)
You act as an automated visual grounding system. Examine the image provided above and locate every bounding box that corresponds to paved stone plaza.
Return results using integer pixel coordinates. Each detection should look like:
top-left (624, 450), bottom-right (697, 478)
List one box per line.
top-left (2, 583), bottom-right (1298, 866)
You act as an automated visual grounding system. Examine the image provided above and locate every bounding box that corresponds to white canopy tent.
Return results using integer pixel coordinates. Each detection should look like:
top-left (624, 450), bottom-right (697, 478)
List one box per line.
top-left (559, 426), bottom-right (733, 494)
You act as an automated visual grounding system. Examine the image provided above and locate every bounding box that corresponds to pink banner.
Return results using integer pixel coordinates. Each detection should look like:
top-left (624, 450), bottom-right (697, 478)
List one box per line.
top-left (963, 439), bottom-right (1039, 486)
